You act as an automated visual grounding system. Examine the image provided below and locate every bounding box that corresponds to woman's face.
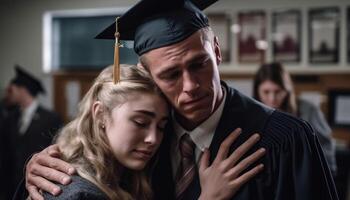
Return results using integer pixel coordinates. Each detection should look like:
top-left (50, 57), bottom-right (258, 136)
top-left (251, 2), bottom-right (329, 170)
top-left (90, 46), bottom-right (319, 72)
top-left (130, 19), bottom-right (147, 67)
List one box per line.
top-left (105, 92), bottom-right (169, 171)
top-left (258, 80), bottom-right (287, 109)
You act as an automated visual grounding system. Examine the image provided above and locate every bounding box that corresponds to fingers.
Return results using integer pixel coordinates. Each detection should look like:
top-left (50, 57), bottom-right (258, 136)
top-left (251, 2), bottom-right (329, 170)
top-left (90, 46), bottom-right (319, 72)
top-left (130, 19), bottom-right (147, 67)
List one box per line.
top-left (231, 164), bottom-right (264, 186)
top-left (25, 147), bottom-right (75, 197)
top-left (30, 164), bottom-right (72, 185)
top-left (214, 128), bottom-right (242, 163)
top-left (199, 148), bottom-right (210, 172)
top-left (226, 133), bottom-right (260, 167)
top-left (27, 185), bottom-right (44, 200)
top-left (35, 154), bottom-right (75, 175)
top-left (227, 148), bottom-right (266, 178)
top-left (28, 175), bottom-right (61, 196)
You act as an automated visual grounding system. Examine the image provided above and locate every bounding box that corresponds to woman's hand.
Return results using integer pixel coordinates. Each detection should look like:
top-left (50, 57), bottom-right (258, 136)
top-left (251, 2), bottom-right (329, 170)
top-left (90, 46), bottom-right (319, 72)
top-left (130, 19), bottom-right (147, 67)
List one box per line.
top-left (198, 128), bottom-right (265, 200)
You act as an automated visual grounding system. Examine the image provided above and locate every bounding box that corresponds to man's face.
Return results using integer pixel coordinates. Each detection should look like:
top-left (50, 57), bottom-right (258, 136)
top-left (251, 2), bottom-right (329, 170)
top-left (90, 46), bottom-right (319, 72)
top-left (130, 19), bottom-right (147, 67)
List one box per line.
top-left (5, 84), bottom-right (22, 105)
top-left (142, 30), bottom-right (223, 127)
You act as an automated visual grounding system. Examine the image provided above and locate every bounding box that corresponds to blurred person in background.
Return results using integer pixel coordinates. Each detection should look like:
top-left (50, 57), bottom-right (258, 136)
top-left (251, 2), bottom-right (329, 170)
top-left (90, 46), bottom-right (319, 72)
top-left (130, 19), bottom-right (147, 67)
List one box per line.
top-left (0, 86), bottom-right (18, 200)
top-left (1, 65), bottom-right (63, 197)
top-left (253, 62), bottom-right (337, 175)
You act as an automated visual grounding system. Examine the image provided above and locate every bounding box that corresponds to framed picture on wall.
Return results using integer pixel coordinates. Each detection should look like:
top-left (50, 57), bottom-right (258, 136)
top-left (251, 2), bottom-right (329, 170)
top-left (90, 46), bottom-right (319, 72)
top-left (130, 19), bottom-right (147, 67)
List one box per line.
top-left (272, 10), bottom-right (301, 63)
top-left (238, 11), bottom-right (266, 64)
top-left (328, 90), bottom-right (350, 128)
top-left (308, 7), bottom-right (340, 64)
top-left (207, 13), bottom-right (232, 63)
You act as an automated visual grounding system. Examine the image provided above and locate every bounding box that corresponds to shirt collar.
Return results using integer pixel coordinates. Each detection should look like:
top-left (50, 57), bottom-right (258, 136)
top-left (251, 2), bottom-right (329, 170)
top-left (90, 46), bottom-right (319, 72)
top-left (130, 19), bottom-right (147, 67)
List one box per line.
top-left (172, 87), bottom-right (227, 151)
top-left (19, 99), bottom-right (39, 134)
top-left (22, 99), bottom-right (39, 119)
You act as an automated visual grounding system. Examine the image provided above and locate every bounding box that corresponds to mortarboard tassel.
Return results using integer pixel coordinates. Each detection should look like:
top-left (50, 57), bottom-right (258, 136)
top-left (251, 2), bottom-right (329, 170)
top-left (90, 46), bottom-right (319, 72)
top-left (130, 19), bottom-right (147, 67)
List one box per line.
top-left (113, 17), bottom-right (120, 84)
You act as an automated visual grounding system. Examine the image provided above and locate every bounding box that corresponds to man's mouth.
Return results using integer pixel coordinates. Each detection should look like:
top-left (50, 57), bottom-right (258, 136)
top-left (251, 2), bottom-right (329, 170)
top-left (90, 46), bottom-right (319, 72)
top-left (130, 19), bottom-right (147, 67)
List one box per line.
top-left (183, 95), bottom-right (206, 105)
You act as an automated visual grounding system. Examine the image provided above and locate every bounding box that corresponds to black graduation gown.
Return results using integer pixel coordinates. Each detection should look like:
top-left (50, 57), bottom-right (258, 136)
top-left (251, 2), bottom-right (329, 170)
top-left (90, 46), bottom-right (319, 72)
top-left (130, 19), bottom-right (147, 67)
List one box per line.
top-left (152, 82), bottom-right (338, 200)
top-left (8, 106), bottom-right (63, 196)
top-left (0, 103), bottom-right (16, 200)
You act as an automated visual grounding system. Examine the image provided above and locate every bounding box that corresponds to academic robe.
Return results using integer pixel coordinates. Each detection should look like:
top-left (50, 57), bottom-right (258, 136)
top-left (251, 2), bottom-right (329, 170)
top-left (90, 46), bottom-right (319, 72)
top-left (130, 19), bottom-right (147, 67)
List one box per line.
top-left (0, 102), bottom-right (16, 200)
top-left (8, 106), bottom-right (63, 196)
top-left (151, 82), bottom-right (338, 200)
top-left (297, 98), bottom-right (336, 174)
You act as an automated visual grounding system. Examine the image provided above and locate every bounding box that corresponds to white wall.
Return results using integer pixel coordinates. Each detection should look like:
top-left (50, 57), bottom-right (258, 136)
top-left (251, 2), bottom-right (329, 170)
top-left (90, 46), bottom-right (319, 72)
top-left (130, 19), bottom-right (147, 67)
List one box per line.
top-left (0, 0), bottom-right (349, 108)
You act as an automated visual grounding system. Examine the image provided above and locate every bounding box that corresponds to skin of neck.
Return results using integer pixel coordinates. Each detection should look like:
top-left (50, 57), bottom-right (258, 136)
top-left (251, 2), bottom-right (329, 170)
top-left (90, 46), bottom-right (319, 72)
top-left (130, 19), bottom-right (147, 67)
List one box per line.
top-left (19, 90), bottom-right (35, 110)
top-left (175, 87), bottom-right (224, 131)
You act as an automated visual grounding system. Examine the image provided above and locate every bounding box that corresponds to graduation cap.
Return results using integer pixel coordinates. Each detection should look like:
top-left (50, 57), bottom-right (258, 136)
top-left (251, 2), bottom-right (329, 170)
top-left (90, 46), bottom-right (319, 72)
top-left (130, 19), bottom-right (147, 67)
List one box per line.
top-left (95, 0), bottom-right (218, 83)
top-left (11, 65), bottom-right (45, 97)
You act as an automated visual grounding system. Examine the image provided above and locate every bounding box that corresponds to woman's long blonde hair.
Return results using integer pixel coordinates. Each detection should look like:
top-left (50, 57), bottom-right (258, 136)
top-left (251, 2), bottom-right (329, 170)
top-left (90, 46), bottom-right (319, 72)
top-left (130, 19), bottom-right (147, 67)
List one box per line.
top-left (54, 65), bottom-right (165, 200)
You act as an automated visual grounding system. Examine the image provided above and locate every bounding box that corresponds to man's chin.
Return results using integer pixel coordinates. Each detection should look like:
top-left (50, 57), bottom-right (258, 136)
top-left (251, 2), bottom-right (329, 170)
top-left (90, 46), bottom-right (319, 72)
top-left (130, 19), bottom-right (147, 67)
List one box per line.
top-left (182, 109), bottom-right (211, 124)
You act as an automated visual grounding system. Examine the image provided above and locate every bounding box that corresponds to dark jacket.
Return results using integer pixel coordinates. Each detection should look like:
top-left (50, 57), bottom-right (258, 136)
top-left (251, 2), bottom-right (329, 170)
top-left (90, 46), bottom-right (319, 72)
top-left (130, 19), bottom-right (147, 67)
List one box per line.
top-left (43, 176), bottom-right (108, 200)
top-left (151, 82), bottom-right (338, 200)
top-left (8, 106), bottom-right (62, 195)
top-left (297, 98), bottom-right (337, 174)
top-left (0, 102), bottom-right (16, 200)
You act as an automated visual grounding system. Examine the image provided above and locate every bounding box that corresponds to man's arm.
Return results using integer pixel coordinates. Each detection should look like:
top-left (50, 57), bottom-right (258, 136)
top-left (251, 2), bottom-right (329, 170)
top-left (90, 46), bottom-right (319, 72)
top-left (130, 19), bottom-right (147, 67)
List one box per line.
top-left (25, 145), bottom-right (76, 200)
top-left (265, 111), bottom-right (339, 200)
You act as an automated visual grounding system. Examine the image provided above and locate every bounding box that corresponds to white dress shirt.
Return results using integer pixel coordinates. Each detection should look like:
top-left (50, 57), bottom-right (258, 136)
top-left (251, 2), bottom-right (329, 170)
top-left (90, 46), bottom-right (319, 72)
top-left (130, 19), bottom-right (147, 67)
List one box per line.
top-left (171, 87), bottom-right (227, 177)
top-left (18, 99), bottom-right (39, 135)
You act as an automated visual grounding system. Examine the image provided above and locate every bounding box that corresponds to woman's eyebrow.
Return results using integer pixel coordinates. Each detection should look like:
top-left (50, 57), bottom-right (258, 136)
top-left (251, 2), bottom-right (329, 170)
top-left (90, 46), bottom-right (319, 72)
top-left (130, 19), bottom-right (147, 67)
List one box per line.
top-left (134, 110), bottom-right (156, 118)
top-left (134, 110), bottom-right (169, 121)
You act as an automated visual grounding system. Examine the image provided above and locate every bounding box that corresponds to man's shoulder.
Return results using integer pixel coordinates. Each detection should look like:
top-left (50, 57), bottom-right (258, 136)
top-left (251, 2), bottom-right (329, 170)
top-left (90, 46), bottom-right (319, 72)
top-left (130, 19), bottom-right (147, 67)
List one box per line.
top-left (224, 84), bottom-right (273, 115)
top-left (222, 84), bottom-right (274, 132)
top-left (43, 175), bottom-right (107, 200)
top-left (261, 110), bottom-right (316, 148)
top-left (36, 106), bottom-right (62, 124)
top-left (268, 110), bottom-right (314, 132)
top-left (36, 106), bottom-right (60, 117)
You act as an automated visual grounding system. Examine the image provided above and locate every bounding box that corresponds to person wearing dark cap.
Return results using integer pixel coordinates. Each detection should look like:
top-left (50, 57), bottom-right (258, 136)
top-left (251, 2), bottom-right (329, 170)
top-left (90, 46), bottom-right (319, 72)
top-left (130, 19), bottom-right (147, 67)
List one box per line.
top-left (2, 65), bottom-right (63, 197)
top-left (22, 0), bottom-right (338, 199)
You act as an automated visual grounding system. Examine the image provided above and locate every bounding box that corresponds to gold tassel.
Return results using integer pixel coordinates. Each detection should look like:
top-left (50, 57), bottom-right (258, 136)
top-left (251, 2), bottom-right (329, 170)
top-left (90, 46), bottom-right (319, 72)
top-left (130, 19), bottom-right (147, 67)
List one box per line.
top-left (113, 17), bottom-right (120, 84)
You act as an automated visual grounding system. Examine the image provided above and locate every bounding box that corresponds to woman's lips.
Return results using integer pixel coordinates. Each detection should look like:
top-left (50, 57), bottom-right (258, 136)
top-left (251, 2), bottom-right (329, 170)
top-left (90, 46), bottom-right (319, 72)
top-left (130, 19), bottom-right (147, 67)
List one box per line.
top-left (133, 149), bottom-right (153, 160)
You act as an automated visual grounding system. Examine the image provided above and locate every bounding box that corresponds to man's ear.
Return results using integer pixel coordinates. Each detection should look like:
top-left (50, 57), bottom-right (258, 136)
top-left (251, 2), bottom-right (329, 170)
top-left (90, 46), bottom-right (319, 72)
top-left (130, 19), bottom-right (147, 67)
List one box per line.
top-left (213, 36), bottom-right (222, 66)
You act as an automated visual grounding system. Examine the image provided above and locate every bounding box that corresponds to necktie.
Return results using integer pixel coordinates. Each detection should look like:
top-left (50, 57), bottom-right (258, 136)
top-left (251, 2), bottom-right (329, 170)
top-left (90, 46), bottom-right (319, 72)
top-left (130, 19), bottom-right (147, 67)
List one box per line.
top-left (175, 134), bottom-right (196, 200)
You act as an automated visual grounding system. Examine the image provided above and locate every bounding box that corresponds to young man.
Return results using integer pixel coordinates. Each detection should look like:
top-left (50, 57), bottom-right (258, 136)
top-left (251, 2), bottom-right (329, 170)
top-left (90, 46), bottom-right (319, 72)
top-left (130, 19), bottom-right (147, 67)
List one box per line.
top-left (21, 0), bottom-right (338, 199)
top-left (3, 66), bottom-right (63, 198)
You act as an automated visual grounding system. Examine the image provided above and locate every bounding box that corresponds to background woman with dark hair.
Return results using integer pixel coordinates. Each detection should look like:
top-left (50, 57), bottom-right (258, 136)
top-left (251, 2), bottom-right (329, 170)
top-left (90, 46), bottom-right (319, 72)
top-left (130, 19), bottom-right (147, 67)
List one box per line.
top-left (253, 62), bottom-right (337, 175)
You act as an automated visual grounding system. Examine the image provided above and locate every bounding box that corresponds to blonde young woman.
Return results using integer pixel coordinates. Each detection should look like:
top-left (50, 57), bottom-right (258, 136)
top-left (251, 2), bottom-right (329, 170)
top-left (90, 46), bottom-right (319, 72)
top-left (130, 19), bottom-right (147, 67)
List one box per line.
top-left (44, 65), bottom-right (168, 200)
top-left (24, 65), bottom-right (264, 200)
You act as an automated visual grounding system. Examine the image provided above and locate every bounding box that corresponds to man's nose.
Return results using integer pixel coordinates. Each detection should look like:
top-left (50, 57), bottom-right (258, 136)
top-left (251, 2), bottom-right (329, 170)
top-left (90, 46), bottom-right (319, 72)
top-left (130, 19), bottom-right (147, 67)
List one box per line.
top-left (182, 71), bottom-right (199, 94)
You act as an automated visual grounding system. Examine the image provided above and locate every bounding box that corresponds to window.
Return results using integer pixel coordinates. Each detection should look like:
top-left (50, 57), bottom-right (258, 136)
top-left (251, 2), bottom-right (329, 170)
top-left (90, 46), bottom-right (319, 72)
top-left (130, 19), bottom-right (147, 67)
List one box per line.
top-left (43, 8), bottom-right (138, 72)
